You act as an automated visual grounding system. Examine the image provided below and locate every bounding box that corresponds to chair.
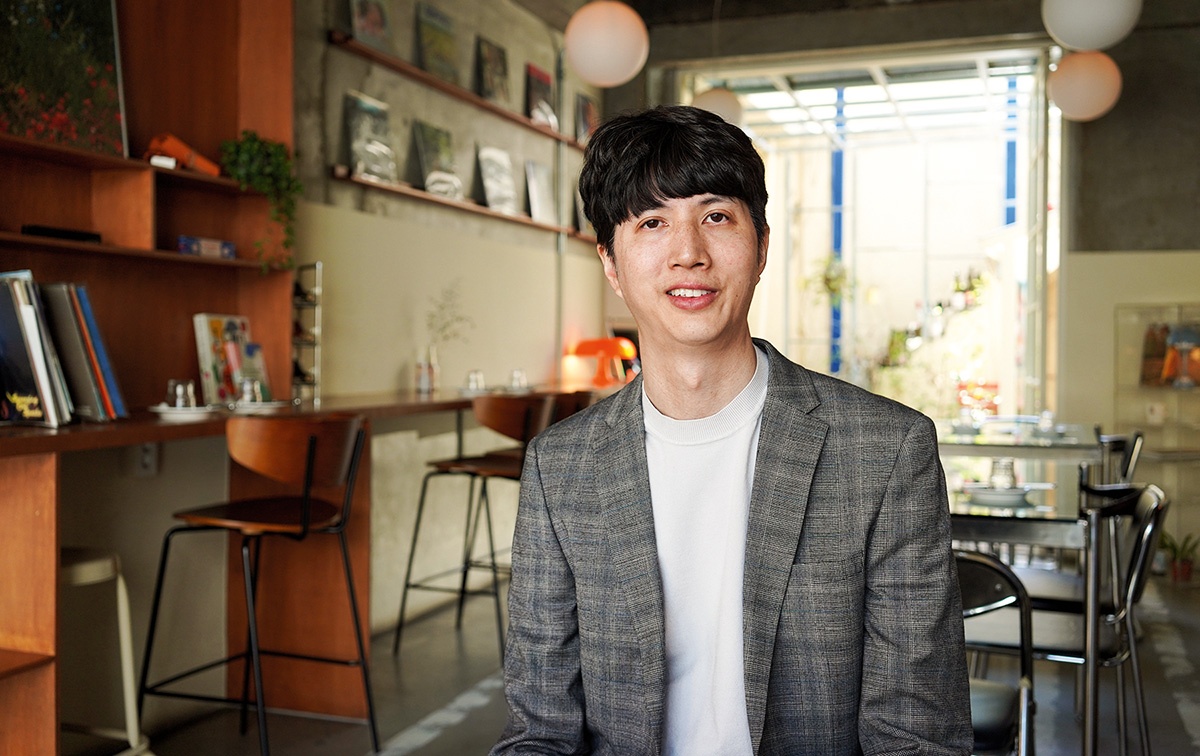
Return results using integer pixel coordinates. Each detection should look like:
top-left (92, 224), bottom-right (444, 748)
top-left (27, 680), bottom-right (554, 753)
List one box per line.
top-left (956, 550), bottom-right (1035, 756)
top-left (60, 547), bottom-right (153, 755)
top-left (137, 413), bottom-right (378, 756)
top-left (964, 484), bottom-right (1167, 756)
top-left (393, 392), bottom-right (555, 659)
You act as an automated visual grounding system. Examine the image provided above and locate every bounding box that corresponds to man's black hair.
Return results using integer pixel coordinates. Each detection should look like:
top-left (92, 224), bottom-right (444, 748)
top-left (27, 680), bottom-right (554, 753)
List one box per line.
top-left (578, 105), bottom-right (768, 256)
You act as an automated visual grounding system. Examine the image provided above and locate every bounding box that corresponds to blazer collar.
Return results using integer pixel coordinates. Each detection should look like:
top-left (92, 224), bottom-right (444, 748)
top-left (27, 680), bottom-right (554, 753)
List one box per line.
top-left (742, 340), bottom-right (829, 752)
top-left (594, 377), bottom-right (667, 751)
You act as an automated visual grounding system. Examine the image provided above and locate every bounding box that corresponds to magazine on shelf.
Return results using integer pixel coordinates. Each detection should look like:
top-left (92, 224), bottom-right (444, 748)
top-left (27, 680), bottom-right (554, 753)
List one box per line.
top-left (344, 90), bottom-right (399, 184)
top-left (0, 278), bottom-right (49, 425)
top-left (475, 36), bottom-right (510, 103)
top-left (416, 2), bottom-right (459, 85)
top-left (477, 145), bottom-right (518, 216)
top-left (525, 63), bottom-right (557, 130)
top-left (1, 270), bottom-right (72, 426)
top-left (525, 160), bottom-right (556, 225)
top-left (193, 313), bottom-right (254, 406)
top-left (413, 120), bottom-right (464, 200)
top-left (40, 283), bottom-right (109, 421)
top-left (575, 93), bottom-right (600, 144)
top-left (349, 0), bottom-right (392, 51)
top-left (74, 285), bottom-right (126, 417)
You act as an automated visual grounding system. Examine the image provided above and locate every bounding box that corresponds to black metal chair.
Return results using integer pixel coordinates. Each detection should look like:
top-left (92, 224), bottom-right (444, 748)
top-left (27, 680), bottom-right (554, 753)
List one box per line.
top-left (965, 483), bottom-right (1167, 756)
top-left (137, 413), bottom-right (378, 756)
top-left (393, 393), bottom-right (555, 660)
top-left (957, 550), bottom-right (1036, 756)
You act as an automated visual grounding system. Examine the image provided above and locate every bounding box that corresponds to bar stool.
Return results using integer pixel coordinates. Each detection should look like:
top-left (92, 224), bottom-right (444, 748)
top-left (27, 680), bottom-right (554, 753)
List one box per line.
top-left (138, 413), bottom-right (378, 756)
top-left (61, 547), bottom-right (153, 755)
top-left (393, 392), bottom-right (556, 660)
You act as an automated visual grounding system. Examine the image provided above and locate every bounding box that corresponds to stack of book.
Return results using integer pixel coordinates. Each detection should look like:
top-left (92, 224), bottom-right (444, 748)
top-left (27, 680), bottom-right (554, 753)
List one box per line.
top-left (0, 270), bottom-right (127, 427)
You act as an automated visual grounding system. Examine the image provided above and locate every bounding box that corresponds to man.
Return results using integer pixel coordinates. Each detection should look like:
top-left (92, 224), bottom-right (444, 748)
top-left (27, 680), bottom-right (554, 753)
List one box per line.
top-left (491, 105), bottom-right (971, 755)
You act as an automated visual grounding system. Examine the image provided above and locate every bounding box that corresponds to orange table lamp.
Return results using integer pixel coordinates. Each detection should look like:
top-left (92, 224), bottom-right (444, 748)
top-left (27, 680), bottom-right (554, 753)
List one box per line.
top-left (572, 337), bottom-right (637, 388)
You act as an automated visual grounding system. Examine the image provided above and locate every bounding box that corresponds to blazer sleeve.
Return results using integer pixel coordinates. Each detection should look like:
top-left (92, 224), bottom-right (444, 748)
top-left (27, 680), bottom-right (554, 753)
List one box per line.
top-left (857, 414), bottom-right (973, 755)
top-left (490, 438), bottom-right (590, 756)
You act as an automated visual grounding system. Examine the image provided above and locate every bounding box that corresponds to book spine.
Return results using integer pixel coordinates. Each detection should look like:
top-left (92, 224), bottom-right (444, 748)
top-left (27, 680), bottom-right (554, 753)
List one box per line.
top-left (69, 284), bottom-right (116, 419)
top-left (10, 281), bottom-right (60, 427)
top-left (41, 284), bottom-right (108, 422)
top-left (75, 285), bottom-right (127, 418)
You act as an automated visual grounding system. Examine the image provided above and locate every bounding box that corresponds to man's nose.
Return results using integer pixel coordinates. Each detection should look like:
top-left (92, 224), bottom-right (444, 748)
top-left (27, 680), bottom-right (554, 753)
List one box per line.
top-left (669, 225), bottom-right (709, 268)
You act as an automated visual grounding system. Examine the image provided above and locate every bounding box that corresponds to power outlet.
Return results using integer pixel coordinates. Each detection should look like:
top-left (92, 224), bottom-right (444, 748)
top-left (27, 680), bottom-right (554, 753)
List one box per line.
top-left (123, 442), bottom-right (160, 477)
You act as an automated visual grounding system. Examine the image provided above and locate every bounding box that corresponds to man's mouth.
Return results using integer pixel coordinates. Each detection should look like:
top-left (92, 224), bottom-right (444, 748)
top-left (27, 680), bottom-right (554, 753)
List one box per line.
top-left (667, 288), bottom-right (712, 298)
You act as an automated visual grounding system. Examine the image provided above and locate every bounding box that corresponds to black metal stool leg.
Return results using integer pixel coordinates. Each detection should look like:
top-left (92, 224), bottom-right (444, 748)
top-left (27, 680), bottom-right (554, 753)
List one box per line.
top-left (138, 526), bottom-right (183, 719)
top-left (479, 479), bottom-right (505, 661)
top-left (338, 530), bottom-right (380, 752)
top-left (456, 476), bottom-right (481, 629)
top-left (241, 536), bottom-right (270, 756)
top-left (394, 471), bottom-right (437, 655)
top-left (240, 536), bottom-right (264, 734)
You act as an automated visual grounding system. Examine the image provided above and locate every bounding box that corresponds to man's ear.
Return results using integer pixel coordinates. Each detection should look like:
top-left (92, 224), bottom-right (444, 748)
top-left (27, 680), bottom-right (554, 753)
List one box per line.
top-left (599, 245), bottom-right (623, 298)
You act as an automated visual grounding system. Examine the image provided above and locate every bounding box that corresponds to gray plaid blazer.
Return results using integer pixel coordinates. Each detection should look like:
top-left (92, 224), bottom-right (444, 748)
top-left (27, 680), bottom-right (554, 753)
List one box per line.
top-left (491, 340), bottom-right (972, 755)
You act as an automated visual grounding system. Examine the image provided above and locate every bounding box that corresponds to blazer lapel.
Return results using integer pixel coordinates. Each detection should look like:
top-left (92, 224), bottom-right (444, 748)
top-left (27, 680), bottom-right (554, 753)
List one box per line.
top-left (742, 345), bottom-right (828, 752)
top-left (593, 379), bottom-right (667, 749)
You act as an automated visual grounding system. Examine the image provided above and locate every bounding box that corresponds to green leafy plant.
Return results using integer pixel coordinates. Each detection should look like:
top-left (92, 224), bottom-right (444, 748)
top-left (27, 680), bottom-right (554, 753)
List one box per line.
top-left (1161, 531), bottom-right (1198, 563)
top-left (220, 129), bottom-right (303, 269)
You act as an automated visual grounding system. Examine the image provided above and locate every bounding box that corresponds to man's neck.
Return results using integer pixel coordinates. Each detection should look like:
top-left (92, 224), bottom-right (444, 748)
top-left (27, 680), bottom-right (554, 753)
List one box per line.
top-left (641, 338), bottom-right (760, 420)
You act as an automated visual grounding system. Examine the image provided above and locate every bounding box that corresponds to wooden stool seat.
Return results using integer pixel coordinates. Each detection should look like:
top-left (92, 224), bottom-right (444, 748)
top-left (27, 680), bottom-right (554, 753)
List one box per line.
top-left (176, 498), bottom-right (341, 535)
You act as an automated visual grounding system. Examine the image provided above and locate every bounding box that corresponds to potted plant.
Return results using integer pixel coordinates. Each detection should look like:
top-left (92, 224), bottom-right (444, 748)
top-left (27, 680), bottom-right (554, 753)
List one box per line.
top-left (220, 129), bottom-right (303, 269)
top-left (1161, 530), bottom-right (1197, 582)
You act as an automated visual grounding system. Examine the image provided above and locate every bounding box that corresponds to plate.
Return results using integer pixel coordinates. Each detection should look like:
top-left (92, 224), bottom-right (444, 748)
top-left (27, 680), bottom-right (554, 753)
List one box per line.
top-left (230, 400), bottom-right (295, 415)
top-left (967, 488), bottom-right (1032, 507)
top-left (149, 403), bottom-right (225, 422)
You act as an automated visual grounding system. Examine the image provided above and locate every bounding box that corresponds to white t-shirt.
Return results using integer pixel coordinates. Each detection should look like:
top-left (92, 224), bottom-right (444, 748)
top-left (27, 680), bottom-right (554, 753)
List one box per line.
top-left (642, 346), bottom-right (768, 756)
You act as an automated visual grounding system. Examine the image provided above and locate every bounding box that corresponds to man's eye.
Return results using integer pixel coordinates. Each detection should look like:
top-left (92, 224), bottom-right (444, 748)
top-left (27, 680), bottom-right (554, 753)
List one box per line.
top-left (640, 218), bottom-right (663, 229)
top-left (707, 211), bottom-right (728, 223)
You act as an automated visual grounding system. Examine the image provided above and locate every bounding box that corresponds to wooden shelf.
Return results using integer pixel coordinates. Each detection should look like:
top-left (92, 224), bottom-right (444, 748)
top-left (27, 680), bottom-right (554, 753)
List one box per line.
top-left (0, 132), bottom-right (140, 172)
top-left (0, 650), bottom-right (54, 682)
top-left (328, 30), bottom-right (583, 150)
top-left (0, 230), bottom-right (264, 268)
top-left (333, 169), bottom-right (585, 236)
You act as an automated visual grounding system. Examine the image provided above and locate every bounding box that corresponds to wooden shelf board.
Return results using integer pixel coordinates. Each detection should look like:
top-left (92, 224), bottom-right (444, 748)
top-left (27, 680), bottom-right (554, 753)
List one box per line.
top-left (333, 170), bottom-right (577, 235)
top-left (327, 30), bottom-right (583, 150)
top-left (0, 231), bottom-right (264, 268)
top-left (154, 166), bottom-right (245, 193)
top-left (0, 132), bottom-right (142, 172)
top-left (0, 650), bottom-right (54, 682)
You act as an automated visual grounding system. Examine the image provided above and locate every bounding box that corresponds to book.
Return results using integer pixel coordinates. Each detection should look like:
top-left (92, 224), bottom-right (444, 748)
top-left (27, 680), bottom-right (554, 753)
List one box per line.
top-left (475, 36), bottom-right (510, 103)
top-left (526, 160), bottom-right (556, 224)
top-left (575, 93), bottom-right (600, 144)
top-left (349, 0), bottom-right (392, 51)
top-left (344, 90), bottom-right (399, 185)
top-left (178, 234), bottom-right (236, 259)
top-left (193, 313), bottom-right (254, 405)
top-left (413, 120), bottom-right (464, 200)
top-left (416, 2), bottom-right (459, 86)
top-left (40, 283), bottom-right (108, 421)
top-left (1, 271), bottom-right (71, 426)
top-left (74, 285), bottom-right (127, 417)
top-left (478, 146), bottom-right (518, 215)
top-left (525, 63), bottom-right (558, 131)
top-left (0, 279), bottom-right (48, 424)
top-left (67, 285), bottom-right (115, 418)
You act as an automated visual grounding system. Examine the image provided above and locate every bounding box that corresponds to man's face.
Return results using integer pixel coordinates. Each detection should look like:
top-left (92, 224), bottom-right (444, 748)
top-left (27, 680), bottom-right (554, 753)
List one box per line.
top-left (600, 194), bottom-right (768, 356)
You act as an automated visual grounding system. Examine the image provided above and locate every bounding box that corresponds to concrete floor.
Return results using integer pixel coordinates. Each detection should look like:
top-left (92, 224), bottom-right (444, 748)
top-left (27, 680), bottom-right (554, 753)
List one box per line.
top-left (89, 576), bottom-right (1199, 756)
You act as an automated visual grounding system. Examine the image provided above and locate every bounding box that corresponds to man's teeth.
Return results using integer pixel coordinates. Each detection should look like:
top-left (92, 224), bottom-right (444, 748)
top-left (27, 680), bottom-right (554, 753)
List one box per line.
top-left (668, 288), bottom-right (708, 297)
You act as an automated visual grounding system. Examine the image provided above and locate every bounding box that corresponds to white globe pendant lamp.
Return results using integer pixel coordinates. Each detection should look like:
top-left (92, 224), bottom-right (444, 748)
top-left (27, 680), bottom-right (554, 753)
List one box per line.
top-left (692, 86), bottom-right (743, 125)
top-left (1048, 51), bottom-right (1123, 122)
top-left (564, 1), bottom-right (649, 88)
top-left (1042, 0), bottom-right (1142, 51)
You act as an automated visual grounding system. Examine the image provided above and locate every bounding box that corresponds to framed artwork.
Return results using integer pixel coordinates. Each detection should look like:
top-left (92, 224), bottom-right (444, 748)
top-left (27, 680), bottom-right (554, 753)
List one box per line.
top-left (349, 0), bottom-right (392, 52)
top-left (416, 2), bottom-right (459, 86)
top-left (0, 0), bottom-right (128, 156)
